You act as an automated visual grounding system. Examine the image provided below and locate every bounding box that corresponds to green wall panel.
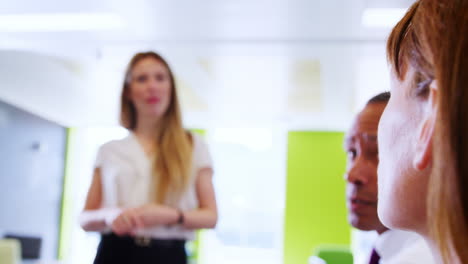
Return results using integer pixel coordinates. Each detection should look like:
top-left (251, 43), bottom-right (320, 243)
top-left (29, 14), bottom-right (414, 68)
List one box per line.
top-left (284, 131), bottom-right (350, 264)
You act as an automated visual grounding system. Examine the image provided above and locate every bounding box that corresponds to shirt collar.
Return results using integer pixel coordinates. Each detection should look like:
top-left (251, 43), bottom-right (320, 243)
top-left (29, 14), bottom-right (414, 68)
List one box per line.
top-left (375, 230), bottom-right (422, 261)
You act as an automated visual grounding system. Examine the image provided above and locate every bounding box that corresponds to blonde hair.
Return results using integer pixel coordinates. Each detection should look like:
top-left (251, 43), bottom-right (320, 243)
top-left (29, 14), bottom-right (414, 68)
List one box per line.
top-left (120, 51), bottom-right (193, 205)
top-left (387, 1), bottom-right (468, 263)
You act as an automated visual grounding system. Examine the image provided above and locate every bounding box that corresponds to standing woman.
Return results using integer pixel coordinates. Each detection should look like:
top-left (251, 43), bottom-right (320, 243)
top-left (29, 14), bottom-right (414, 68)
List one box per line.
top-left (79, 51), bottom-right (218, 264)
top-left (377, 1), bottom-right (468, 264)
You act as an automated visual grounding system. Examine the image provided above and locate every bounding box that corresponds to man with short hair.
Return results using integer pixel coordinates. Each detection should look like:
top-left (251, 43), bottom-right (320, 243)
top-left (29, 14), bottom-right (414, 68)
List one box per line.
top-left (343, 92), bottom-right (434, 264)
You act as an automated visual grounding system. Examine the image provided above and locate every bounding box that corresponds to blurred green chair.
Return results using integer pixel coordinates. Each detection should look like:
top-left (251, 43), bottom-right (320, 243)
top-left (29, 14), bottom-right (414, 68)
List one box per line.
top-left (0, 239), bottom-right (21, 264)
top-left (311, 245), bottom-right (353, 264)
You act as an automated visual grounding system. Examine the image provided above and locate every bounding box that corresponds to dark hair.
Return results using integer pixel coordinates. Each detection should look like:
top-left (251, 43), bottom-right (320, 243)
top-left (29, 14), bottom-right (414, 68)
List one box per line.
top-left (366, 92), bottom-right (391, 105)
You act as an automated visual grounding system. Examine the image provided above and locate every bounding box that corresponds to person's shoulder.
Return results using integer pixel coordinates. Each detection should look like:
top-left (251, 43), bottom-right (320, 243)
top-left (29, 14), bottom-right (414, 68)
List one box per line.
top-left (98, 134), bottom-right (133, 153)
top-left (190, 132), bottom-right (204, 144)
top-left (189, 132), bottom-right (209, 151)
top-left (188, 131), bottom-right (213, 170)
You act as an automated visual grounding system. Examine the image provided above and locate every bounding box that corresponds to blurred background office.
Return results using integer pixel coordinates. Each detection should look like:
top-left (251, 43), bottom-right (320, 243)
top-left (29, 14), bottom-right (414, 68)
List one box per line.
top-left (0, 0), bottom-right (415, 263)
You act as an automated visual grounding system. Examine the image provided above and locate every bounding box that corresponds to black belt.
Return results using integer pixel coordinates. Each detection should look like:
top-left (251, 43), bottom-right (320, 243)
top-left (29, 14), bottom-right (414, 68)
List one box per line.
top-left (103, 233), bottom-right (186, 248)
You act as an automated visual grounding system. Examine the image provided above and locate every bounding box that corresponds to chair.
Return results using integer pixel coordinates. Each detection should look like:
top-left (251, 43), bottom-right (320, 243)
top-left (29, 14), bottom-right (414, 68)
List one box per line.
top-left (311, 245), bottom-right (353, 264)
top-left (4, 234), bottom-right (42, 260)
top-left (0, 239), bottom-right (21, 264)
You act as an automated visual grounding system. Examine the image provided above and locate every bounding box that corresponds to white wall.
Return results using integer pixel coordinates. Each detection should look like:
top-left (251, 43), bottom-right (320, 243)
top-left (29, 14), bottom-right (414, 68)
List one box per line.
top-left (0, 43), bottom-right (390, 131)
top-left (0, 50), bottom-right (119, 127)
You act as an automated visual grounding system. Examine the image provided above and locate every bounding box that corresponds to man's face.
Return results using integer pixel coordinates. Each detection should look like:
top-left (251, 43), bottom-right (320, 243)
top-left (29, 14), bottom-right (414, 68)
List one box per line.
top-left (344, 102), bottom-right (388, 233)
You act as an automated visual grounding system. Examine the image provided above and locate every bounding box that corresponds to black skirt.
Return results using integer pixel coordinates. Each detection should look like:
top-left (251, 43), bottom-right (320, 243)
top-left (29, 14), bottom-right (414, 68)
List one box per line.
top-left (93, 233), bottom-right (187, 264)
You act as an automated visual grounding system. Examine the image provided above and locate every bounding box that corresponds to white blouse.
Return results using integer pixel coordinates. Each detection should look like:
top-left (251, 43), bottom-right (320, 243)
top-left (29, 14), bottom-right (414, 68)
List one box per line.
top-left (373, 230), bottom-right (435, 264)
top-left (94, 132), bottom-right (213, 240)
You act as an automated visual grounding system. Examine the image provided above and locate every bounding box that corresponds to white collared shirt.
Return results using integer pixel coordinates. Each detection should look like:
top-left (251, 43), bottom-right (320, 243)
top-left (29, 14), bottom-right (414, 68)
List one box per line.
top-left (373, 230), bottom-right (435, 264)
top-left (95, 132), bottom-right (212, 240)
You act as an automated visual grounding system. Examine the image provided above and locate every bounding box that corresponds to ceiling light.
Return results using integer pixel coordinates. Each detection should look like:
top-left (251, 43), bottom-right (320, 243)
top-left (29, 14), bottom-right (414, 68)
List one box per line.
top-left (0, 13), bottom-right (126, 32)
top-left (362, 8), bottom-right (407, 28)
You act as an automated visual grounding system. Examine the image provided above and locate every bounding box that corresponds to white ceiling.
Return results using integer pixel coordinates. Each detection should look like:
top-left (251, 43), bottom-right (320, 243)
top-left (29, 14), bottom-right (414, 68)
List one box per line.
top-left (0, 0), bottom-right (415, 55)
top-left (0, 0), bottom-right (415, 130)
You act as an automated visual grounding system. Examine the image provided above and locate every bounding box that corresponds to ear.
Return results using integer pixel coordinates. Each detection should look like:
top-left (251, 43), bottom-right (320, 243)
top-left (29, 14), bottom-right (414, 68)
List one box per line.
top-left (413, 80), bottom-right (438, 171)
